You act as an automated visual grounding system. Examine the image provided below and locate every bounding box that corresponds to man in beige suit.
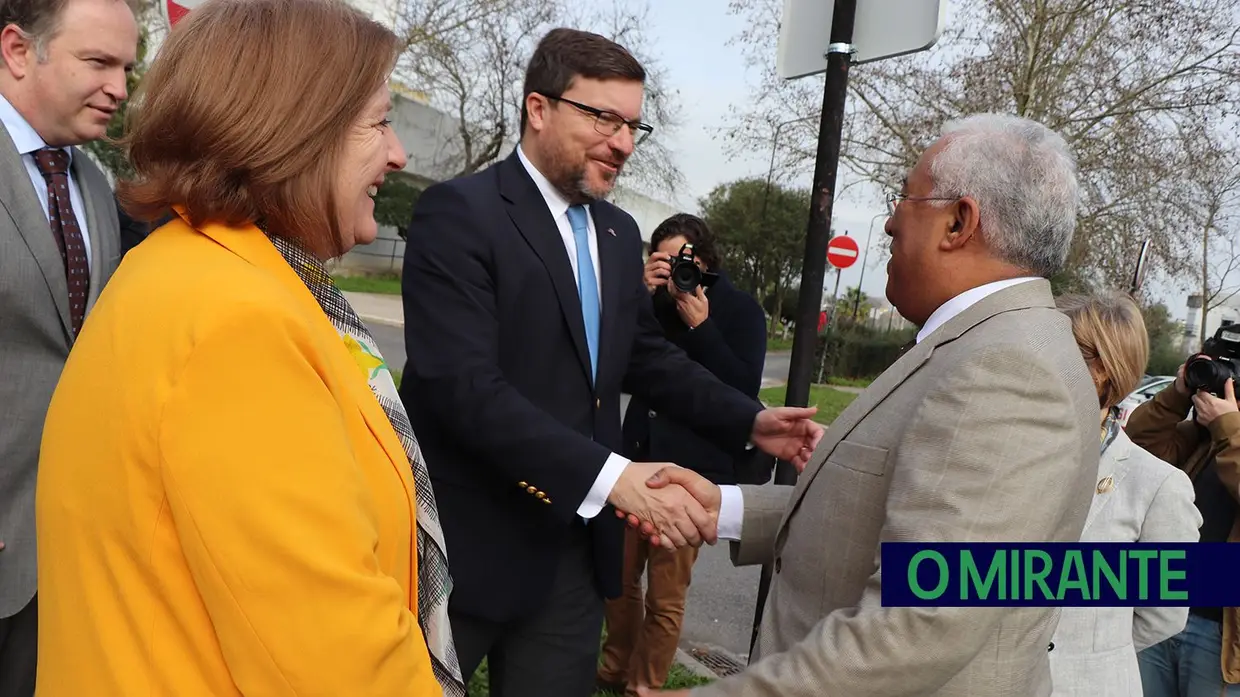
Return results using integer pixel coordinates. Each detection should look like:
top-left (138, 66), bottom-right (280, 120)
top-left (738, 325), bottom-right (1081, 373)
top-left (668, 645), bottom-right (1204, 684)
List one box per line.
top-left (633, 114), bottom-right (1100, 697)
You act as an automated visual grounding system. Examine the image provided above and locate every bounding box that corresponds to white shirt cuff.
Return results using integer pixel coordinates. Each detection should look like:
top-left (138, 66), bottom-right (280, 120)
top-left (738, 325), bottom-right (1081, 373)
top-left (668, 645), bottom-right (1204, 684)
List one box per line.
top-left (577, 453), bottom-right (630, 519)
top-left (717, 485), bottom-right (744, 541)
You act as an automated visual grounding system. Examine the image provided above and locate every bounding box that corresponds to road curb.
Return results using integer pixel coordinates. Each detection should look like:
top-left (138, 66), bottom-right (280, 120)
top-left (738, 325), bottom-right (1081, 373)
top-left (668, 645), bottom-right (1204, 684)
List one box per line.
top-left (355, 313), bottom-right (404, 328)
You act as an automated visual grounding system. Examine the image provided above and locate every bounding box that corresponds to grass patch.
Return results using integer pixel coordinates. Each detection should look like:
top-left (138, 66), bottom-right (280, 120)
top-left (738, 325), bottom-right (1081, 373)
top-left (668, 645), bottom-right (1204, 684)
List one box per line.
top-left (825, 375), bottom-right (873, 388)
top-left (758, 384), bottom-right (857, 425)
top-left (466, 658), bottom-right (712, 696)
top-left (333, 273), bottom-right (401, 295)
top-left (766, 336), bottom-right (794, 353)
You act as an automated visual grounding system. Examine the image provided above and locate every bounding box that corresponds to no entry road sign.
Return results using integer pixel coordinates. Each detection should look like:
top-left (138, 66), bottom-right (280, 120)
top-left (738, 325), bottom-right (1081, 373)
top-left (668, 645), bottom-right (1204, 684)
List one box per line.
top-left (826, 235), bottom-right (860, 269)
top-left (164, 0), bottom-right (203, 27)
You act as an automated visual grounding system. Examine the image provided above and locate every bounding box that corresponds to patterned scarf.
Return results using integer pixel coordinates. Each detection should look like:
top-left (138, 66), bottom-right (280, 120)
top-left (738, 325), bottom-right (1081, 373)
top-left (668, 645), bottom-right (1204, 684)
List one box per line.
top-left (268, 235), bottom-right (465, 696)
top-left (1100, 405), bottom-right (1122, 455)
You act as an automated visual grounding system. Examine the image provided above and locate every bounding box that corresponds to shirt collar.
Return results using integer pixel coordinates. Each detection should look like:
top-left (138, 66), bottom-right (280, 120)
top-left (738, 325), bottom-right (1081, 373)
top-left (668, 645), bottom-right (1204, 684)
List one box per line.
top-left (516, 143), bottom-right (578, 220)
top-left (915, 277), bottom-right (1040, 344)
top-left (0, 92), bottom-right (71, 162)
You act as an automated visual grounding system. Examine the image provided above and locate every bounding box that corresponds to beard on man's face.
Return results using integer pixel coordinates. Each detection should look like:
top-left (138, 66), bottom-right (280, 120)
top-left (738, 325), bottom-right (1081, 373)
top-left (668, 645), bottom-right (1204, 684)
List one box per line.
top-left (546, 138), bottom-right (623, 204)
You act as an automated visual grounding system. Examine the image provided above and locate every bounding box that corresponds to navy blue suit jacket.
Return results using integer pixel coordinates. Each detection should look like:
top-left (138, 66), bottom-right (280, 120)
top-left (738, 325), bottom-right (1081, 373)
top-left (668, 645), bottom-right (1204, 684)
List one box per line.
top-left (398, 152), bottom-right (760, 623)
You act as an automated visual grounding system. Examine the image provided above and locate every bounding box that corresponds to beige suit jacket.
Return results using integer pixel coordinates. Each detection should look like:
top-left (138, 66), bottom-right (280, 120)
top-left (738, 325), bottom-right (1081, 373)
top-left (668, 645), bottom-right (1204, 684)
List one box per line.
top-left (695, 279), bottom-right (1099, 697)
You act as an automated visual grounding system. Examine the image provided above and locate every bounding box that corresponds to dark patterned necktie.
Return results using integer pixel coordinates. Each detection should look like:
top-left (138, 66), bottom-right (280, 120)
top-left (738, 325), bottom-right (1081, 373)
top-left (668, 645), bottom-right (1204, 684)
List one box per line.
top-left (34, 148), bottom-right (90, 335)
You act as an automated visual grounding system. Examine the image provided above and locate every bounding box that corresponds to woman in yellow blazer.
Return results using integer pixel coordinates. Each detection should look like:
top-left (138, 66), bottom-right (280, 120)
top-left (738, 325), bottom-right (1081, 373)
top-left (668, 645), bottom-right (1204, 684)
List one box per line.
top-left (34, 1), bottom-right (462, 695)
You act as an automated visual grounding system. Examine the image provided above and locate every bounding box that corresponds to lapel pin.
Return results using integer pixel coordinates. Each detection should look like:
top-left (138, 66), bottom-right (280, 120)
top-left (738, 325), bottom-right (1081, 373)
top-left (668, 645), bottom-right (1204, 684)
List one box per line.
top-left (1096, 476), bottom-right (1114, 494)
top-left (607, 228), bottom-right (615, 237)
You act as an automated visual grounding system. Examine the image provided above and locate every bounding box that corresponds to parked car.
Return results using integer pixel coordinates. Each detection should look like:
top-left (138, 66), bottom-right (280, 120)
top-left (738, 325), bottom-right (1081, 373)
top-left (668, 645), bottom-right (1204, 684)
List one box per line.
top-left (1116, 375), bottom-right (1176, 427)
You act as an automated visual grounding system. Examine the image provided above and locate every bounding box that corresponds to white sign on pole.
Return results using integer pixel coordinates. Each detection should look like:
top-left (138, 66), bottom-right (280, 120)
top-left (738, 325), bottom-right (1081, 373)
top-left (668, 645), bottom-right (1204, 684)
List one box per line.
top-left (777, 0), bottom-right (948, 80)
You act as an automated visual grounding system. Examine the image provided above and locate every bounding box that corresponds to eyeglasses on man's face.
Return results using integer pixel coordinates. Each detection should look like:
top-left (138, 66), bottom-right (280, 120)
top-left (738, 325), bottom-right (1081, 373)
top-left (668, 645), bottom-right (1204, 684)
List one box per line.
top-left (537, 92), bottom-right (654, 146)
top-left (885, 192), bottom-right (961, 216)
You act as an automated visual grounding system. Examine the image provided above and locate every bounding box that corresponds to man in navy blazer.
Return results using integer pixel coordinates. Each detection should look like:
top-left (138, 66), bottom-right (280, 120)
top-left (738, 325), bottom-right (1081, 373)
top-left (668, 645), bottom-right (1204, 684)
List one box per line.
top-left (399, 27), bottom-right (821, 697)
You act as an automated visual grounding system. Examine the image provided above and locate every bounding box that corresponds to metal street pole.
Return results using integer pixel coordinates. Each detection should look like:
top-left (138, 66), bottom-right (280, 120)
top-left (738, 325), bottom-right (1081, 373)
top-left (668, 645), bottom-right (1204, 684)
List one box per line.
top-left (851, 212), bottom-right (886, 320)
top-left (751, 0), bottom-right (858, 654)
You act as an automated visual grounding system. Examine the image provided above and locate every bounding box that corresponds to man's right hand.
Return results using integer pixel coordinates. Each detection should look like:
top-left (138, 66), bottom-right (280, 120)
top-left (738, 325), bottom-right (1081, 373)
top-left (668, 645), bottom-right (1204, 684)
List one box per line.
top-left (643, 253), bottom-right (672, 294)
top-left (607, 462), bottom-right (717, 549)
top-left (616, 466), bottom-right (721, 548)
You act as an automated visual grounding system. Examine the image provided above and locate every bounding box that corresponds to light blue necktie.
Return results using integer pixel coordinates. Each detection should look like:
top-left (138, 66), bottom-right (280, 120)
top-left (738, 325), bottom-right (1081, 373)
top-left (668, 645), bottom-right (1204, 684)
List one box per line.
top-left (566, 204), bottom-right (600, 382)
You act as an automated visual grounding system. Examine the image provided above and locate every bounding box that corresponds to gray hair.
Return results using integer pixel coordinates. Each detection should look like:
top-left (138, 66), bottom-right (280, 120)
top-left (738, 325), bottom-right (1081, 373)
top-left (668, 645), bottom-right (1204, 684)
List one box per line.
top-left (928, 114), bottom-right (1080, 277)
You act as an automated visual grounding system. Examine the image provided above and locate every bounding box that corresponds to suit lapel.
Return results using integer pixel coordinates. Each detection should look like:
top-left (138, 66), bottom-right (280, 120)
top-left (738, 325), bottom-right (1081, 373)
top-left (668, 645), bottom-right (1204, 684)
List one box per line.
top-left (189, 213), bottom-right (415, 496)
top-left (498, 154), bottom-right (593, 385)
top-left (593, 205), bottom-right (623, 390)
top-left (784, 279), bottom-right (1058, 523)
top-left (0, 123), bottom-right (72, 339)
top-left (786, 338), bottom-right (935, 515)
top-left (71, 149), bottom-right (114, 313)
top-left (1084, 430), bottom-right (1130, 532)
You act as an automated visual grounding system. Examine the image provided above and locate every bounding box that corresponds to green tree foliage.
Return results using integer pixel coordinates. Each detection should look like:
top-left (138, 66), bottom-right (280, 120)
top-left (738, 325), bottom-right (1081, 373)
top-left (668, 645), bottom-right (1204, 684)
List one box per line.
top-left (699, 178), bottom-right (810, 336)
top-left (1142, 301), bottom-right (1187, 376)
top-left (372, 173), bottom-right (424, 231)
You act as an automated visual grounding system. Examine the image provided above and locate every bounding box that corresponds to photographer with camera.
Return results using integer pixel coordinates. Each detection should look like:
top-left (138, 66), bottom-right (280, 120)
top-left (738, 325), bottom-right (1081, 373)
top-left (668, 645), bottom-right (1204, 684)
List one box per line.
top-left (1126, 324), bottom-right (1240, 696)
top-left (596, 213), bottom-right (767, 696)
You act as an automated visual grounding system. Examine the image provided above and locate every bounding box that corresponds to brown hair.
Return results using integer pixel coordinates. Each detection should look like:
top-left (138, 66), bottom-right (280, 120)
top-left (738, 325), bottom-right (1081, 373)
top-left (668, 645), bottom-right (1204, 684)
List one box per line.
top-left (1, 0), bottom-right (140, 59)
top-left (520, 27), bottom-right (645, 137)
top-left (117, 0), bottom-right (400, 259)
top-left (1057, 291), bottom-right (1150, 410)
top-left (650, 213), bottom-right (722, 270)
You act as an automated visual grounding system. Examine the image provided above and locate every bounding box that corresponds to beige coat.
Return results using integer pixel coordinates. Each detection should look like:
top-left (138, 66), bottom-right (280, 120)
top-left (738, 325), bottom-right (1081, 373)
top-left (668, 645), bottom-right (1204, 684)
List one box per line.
top-left (695, 280), bottom-right (1099, 697)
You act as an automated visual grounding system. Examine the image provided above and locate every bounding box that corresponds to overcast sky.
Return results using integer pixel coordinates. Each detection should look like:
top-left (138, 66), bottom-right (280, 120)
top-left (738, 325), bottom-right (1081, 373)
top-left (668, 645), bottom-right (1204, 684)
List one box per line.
top-left (636, 0), bottom-right (894, 304)
top-left (634, 0), bottom-right (1201, 321)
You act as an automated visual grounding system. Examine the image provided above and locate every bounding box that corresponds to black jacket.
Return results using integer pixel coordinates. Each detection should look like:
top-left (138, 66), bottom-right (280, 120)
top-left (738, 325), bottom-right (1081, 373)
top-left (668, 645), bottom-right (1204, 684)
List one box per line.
top-left (622, 271), bottom-right (768, 484)
top-left (397, 152), bottom-right (762, 623)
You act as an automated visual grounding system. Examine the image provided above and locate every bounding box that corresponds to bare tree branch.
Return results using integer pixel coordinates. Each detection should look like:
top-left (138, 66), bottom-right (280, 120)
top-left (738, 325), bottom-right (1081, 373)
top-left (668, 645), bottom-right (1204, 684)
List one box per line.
top-left (724, 0), bottom-right (1240, 290)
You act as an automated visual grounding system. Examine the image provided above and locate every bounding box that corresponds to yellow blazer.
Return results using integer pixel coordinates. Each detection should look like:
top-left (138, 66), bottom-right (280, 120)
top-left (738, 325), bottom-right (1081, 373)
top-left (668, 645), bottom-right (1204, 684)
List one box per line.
top-left (35, 215), bottom-right (440, 696)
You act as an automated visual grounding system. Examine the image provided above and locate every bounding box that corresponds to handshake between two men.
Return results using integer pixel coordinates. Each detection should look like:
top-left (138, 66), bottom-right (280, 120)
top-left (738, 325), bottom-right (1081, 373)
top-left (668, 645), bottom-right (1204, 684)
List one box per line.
top-left (606, 406), bottom-right (825, 548)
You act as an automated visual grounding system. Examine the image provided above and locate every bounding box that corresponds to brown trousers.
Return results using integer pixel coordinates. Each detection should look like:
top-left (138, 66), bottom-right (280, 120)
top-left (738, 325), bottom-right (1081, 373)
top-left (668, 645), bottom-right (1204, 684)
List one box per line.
top-left (598, 527), bottom-right (700, 695)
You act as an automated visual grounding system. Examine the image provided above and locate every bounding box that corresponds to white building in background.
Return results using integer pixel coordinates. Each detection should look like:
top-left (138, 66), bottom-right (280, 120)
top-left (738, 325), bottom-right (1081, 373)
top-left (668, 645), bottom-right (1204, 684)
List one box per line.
top-left (1183, 293), bottom-right (1240, 353)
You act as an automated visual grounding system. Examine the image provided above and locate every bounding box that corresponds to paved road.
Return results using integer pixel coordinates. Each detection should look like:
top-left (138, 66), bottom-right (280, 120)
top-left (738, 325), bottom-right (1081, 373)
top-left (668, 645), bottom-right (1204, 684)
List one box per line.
top-left (370, 321), bottom-right (407, 372)
top-left (368, 318), bottom-right (783, 657)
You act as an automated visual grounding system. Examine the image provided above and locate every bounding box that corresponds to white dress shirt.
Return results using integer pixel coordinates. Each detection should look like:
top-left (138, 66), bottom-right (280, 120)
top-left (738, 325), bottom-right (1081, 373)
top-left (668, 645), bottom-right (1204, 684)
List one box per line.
top-left (515, 145), bottom-right (628, 519)
top-left (0, 93), bottom-right (94, 268)
top-left (715, 276), bottom-right (1042, 541)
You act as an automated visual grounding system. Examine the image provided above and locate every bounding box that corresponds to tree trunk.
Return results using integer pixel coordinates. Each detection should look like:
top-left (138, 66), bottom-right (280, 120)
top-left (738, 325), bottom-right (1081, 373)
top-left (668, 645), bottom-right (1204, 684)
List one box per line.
top-left (1202, 224), bottom-right (1210, 346)
top-left (768, 278), bottom-right (784, 338)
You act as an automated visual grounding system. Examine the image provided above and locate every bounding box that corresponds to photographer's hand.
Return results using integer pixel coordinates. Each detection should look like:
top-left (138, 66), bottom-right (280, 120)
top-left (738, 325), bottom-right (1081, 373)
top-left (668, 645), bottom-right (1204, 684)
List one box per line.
top-left (1193, 378), bottom-right (1238, 426)
top-left (671, 285), bottom-right (709, 329)
top-left (1174, 360), bottom-right (1193, 396)
top-left (643, 253), bottom-right (672, 294)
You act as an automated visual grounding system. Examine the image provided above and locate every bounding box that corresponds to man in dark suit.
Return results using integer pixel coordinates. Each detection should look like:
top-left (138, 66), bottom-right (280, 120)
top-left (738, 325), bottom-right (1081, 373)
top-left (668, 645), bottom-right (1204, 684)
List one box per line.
top-left (598, 213), bottom-right (768, 696)
top-left (399, 27), bottom-right (822, 697)
top-left (0, 1), bottom-right (136, 694)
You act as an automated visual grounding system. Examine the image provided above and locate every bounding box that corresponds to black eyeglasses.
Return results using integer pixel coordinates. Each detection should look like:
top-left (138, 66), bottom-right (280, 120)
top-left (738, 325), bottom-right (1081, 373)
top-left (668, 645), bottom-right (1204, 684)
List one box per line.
top-left (537, 92), bottom-right (654, 145)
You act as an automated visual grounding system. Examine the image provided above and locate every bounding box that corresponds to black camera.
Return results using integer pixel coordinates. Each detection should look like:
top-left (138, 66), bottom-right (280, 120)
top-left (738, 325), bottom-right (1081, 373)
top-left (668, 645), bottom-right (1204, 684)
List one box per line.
top-left (668, 243), bottom-right (702, 293)
top-left (1184, 321), bottom-right (1240, 396)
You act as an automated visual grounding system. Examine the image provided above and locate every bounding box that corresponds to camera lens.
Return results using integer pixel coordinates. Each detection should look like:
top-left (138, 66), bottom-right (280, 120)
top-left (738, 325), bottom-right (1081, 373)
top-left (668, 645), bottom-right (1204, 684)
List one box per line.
top-left (1185, 357), bottom-right (1231, 394)
top-left (671, 262), bottom-right (700, 293)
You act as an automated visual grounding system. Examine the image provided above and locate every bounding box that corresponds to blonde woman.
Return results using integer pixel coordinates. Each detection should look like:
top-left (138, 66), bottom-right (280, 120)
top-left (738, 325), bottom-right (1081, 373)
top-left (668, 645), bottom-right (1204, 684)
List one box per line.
top-left (1049, 292), bottom-right (1202, 696)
